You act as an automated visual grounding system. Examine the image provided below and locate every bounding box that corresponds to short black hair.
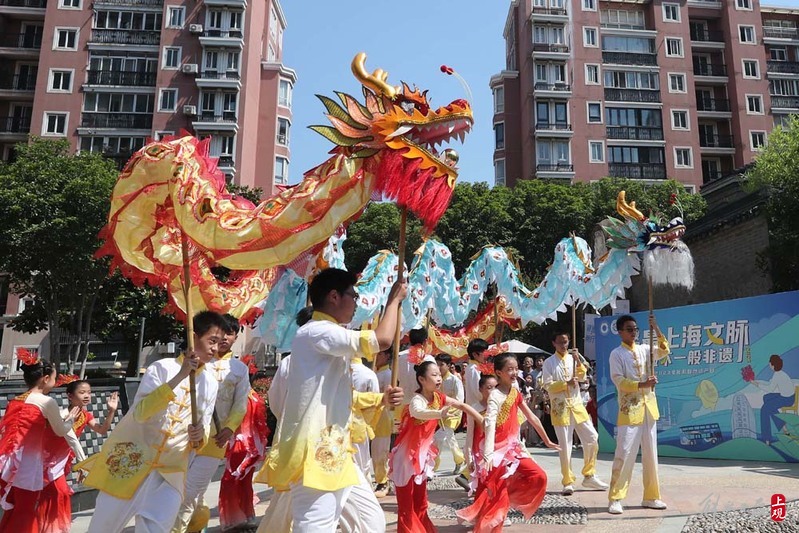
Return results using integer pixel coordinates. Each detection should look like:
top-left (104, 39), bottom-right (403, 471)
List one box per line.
top-left (615, 314), bottom-right (637, 331)
top-left (467, 338), bottom-right (489, 358)
top-left (409, 328), bottom-right (428, 346)
top-left (21, 359), bottom-right (56, 388)
top-left (479, 373), bottom-right (497, 389)
top-left (66, 379), bottom-right (90, 395)
top-left (193, 311), bottom-right (228, 336)
top-left (308, 268), bottom-right (358, 308)
top-left (296, 306), bottom-right (314, 327)
top-left (436, 354), bottom-right (452, 364)
top-left (222, 314), bottom-right (241, 334)
top-left (551, 331), bottom-right (570, 342)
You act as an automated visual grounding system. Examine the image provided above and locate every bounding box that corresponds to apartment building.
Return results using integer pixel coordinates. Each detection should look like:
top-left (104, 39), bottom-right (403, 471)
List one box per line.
top-left (0, 0), bottom-right (295, 194)
top-left (492, 0), bottom-right (798, 189)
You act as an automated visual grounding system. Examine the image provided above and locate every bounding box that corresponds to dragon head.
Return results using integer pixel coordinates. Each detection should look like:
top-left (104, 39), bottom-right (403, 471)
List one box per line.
top-left (613, 191), bottom-right (686, 251)
top-left (310, 53), bottom-right (474, 229)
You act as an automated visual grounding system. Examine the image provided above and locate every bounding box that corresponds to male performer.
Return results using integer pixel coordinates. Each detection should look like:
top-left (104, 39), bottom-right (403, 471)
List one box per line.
top-left (83, 311), bottom-right (227, 533)
top-left (607, 314), bottom-right (670, 515)
top-left (258, 268), bottom-right (405, 532)
top-left (542, 332), bottom-right (608, 496)
top-left (434, 354), bottom-right (465, 473)
top-left (351, 353), bottom-right (379, 479)
top-left (174, 314), bottom-right (250, 532)
top-left (371, 347), bottom-right (393, 497)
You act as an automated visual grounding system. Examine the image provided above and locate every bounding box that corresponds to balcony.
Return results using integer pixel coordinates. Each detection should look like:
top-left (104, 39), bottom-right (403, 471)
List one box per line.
top-left (702, 169), bottom-right (723, 183)
top-left (533, 122), bottom-right (572, 137)
top-left (0, 115), bottom-right (31, 134)
top-left (532, 82), bottom-right (571, 98)
top-left (0, 74), bottom-right (37, 92)
top-left (604, 88), bottom-right (661, 103)
top-left (608, 163), bottom-right (666, 180)
top-left (767, 61), bottom-right (799, 75)
top-left (532, 43), bottom-right (569, 58)
top-left (602, 51), bottom-right (657, 66)
top-left (693, 63), bottom-right (727, 77)
top-left (0, 32), bottom-right (42, 49)
top-left (193, 112), bottom-right (238, 132)
top-left (93, 0), bottom-right (162, 6)
top-left (217, 155), bottom-right (234, 168)
top-left (536, 163), bottom-right (573, 173)
top-left (699, 134), bottom-right (734, 148)
top-left (530, 6), bottom-right (567, 22)
top-left (606, 126), bottom-right (664, 141)
top-left (199, 29), bottom-right (244, 49)
top-left (195, 70), bottom-right (241, 89)
top-left (763, 27), bottom-right (799, 41)
top-left (771, 95), bottom-right (799, 109)
top-left (689, 29), bottom-right (724, 43)
top-left (696, 98), bottom-right (730, 112)
top-left (90, 29), bottom-right (160, 46)
top-left (102, 152), bottom-right (134, 170)
top-left (80, 113), bottom-right (152, 129)
top-left (85, 70), bottom-right (156, 87)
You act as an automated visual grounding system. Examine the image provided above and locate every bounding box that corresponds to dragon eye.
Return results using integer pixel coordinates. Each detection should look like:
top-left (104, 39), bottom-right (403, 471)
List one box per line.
top-left (400, 101), bottom-right (415, 115)
top-left (668, 217), bottom-right (682, 226)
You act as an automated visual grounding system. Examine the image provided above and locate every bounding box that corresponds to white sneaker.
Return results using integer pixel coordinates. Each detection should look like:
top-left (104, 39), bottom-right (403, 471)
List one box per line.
top-left (503, 518), bottom-right (512, 526)
top-left (562, 484), bottom-right (574, 496)
top-left (641, 499), bottom-right (668, 510)
top-left (608, 500), bottom-right (624, 514)
top-left (582, 476), bottom-right (609, 490)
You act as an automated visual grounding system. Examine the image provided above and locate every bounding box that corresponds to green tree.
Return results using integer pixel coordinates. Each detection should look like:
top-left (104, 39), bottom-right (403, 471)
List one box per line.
top-left (0, 138), bottom-right (118, 369)
top-left (227, 183), bottom-right (264, 205)
top-left (747, 115), bottom-right (799, 292)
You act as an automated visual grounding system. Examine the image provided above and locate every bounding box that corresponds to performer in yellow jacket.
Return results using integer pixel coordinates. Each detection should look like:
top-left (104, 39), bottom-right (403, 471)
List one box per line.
top-left (82, 311), bottom-right (227, 533)
top-left (608, 314), bottom-right (670, 515)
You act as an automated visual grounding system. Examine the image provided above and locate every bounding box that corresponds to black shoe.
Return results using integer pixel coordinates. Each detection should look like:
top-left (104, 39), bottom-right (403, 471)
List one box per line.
top-left (455, 474), bottom-right (470, 492)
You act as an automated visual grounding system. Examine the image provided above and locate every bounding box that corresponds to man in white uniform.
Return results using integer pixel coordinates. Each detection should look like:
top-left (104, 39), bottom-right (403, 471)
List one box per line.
top-left (608, 314), bottom-right (670, 515)
top-left (256, 268), bottom-right (405, 533)
top-left (542, 332), bottom-right (607, 496)
top-left (351, 355), bottom-right (379, 478)
top-left (434, 353), bottom-right (465, 473)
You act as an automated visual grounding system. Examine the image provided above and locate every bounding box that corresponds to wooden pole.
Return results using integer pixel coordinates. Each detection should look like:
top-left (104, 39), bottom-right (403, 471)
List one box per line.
top-left (390, 207), bottom-right (407, 388)
top-left (181, 232), bottom-right (200, 448)
top-left (572, 304), bottom-right (578, 386)
top-left (648, 275), bottom-right (655, 377)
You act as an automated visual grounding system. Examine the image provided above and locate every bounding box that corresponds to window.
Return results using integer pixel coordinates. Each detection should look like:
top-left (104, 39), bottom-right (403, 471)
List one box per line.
top-left (589, 141), bottom-right (604, 163)
top-left (586, 64), bottom-right (599, 85)
top-left (163, 47), bottom-right (181, 69)
top-left (277, 118), bottom-right (290, 145)
top-left (43, 112), bottom-right (67, 136)
top-left (493, 86), bottom-right (505, 113)
top-left (668, 73), bottom-right (686, 93)
top-left (746, 95), bottom-right (763, 114)
top-left (494, 122), bottom-right (505, 149)
top-left (48, 69), bottom-right (73, 92)
top-left (736, 0), bottom-right (752, 9)
top-left (59, 0), bottom-right (80, 8)
top-left (167, 6), bottom-right (185, 28)
top-left (53, 28), bottom-right (78, 50)
top-left (587, 102), bottom-right (602, 123)
top-left (220, 135), bottom-right (234, 156)
top-left (153, 130), bottom-right (173, 141)
top-left (600, 9), bottom-right (645, 30)
top-left (584, 27), bottom-right (598, 47)
top-left (275, 156), bottom-right (288, 184)
top-left (583, 0), bottom-right (596, 11)
top-left (95, 10), bottom-right (162, 31)
top-left (751, 131), bottom-right (766, 150)
top-left (770, 48), bottom-right (787, 62)
top-left (671, 110), bottom-right (688, 130)
top-left (743, 59), bottom-right (759, 79)
top-left (494, 159), bottom-right (506, 186)
top-left (666, 38), bottom-right (683, 57)
top-left (739, 25), bottom-right (756, 44)
top-left (663, 3), bottom-right (680, 22)
top-left (159, 88), bottom-right (177, 111)
top-left (771, 79), bottom-right (799, 96)
top-left (279, 79), bottom-right (293, 108)
top-left (603, 70), bottom-right (659, 90)
top-left (674, 147), bottom-right (692, 168)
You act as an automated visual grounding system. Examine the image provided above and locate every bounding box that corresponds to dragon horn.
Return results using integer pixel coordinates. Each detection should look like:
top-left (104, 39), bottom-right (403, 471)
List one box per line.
top-left (351, 53), bottom-right (399, 99)
top-left (616, 191), bottom-right (646, 222)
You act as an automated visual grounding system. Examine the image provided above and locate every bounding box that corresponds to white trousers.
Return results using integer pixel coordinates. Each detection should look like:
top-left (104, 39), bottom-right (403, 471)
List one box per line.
top-left (434, 426), bottom-right (464, 466)
top-left (553, 415), bottom-right (599, 487)
top-left (608, 414), bottom-right (661, 502)
top-left (371, 436), bottom-right (391, 485)
top-left (258, 466), bottom-right (385, 533)
top-left (172, 453), bottom-right (221, 532)
top-left (88, 471), bottom-right (182, 533)
top-left (353, 439), bottom-right (374, 481)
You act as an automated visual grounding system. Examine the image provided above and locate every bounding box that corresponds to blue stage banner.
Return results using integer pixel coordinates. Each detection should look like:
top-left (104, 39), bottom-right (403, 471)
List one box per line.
top-left (595, 291), bottom-right (799, 462)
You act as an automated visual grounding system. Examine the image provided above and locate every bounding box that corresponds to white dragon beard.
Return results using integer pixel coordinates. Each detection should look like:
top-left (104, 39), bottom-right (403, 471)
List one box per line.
top-left (643, 241), bottom-right (695, 291)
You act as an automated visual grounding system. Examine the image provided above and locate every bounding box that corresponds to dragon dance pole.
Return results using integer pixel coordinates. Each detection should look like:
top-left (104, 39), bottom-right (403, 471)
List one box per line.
top-left (648, 276), bottom-right (655, 378)
top-left (390, 207), bottom-right (408, 388)
top-left (572, 304), bottom-right (578, 381)
top-left (181, 232), bottom-right (201, 448)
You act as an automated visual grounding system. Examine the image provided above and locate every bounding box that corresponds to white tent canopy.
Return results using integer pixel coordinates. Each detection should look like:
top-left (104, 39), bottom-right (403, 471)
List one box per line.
top-left (489, 339), bottom-right (551, 357)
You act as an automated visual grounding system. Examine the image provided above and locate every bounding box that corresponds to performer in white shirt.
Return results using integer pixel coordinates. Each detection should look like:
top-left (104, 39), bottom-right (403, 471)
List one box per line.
top-left (607, 314), bottom-right (670, 515)
top-left (462, 338), bottom-right (489, 466)
top-left (351, 355), bottom-right (379, 479)
top-left (371, 348), bottom-right (393, 497)
top-left (434, 354), bottom-right (466, 473)
top-left (256, 268), bottom-right (405, 533)
top-left (542, 332), bottom-right (608, 496)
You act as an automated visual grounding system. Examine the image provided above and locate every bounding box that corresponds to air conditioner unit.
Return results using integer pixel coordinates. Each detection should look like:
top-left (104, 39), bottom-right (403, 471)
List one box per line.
top-left (183, 105), bottom-right (197, 115)
top-left (189, 24), bottom-right (203, 34)
top-left (182, 63), bottom-right (198, 74)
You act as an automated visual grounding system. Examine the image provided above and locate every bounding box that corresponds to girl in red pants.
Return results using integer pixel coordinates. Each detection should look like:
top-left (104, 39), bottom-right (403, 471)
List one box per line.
top-left (0, 354), bottom-right (79, 533)
top-left (457, 353), bottom-right (560, 532)
top-left (389, 361), bottom-right (483, 533)
top-left (39, 379), bottom-right (118, 533)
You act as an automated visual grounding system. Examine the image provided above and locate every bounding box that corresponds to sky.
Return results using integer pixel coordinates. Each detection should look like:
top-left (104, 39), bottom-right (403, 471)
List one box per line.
top-left (280, 0), bottom-right (799, 186)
